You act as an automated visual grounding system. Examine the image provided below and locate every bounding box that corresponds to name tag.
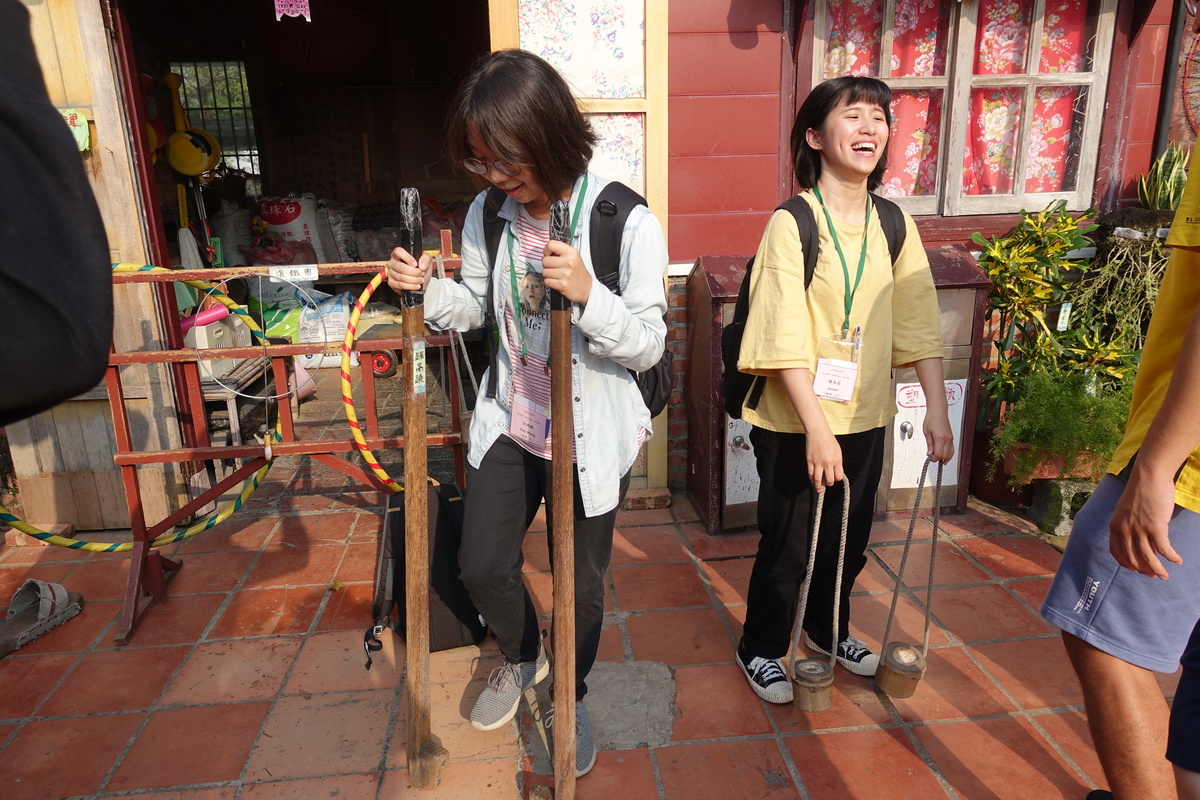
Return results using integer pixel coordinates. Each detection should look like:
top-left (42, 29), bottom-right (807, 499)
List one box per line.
top-left (813, 358), bottom-right (858, 403)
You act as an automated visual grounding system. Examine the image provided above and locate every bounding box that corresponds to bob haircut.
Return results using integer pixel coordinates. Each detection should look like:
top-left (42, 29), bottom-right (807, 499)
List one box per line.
top-left (446, 49), bottom-right (598, 201)
top-left (791, 76), bottom-right (892, 192)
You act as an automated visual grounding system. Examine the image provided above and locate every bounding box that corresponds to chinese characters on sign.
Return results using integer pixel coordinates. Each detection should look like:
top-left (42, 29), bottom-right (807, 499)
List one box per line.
top-left (267, 265), bottom-right (319, 283)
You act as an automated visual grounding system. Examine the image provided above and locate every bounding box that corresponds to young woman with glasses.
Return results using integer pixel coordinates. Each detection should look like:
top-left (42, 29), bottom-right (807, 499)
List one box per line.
top-left (731, 76), bottom-right (954, 704)
top-left (385, 49), bottom-right (668, 776)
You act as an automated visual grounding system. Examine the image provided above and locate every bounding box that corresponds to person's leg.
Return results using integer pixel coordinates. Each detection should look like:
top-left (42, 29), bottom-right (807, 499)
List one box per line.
top-left (1169, 620), bottom-right (1200, 800)
top-left (459, 436), bottom-right (544, 665)
top-left (1042, 475), bottom-right (1200, 800)
top-left (543, 463), bottom-right (629, 701)
top-left (459, 437), bottom-right (550, 732)
top-left (1063, 631), bottom-right (1175, 799)
top-left (801, 427), bottom-right (885, 652)
top-left (741, 426), bottom-right (815, 658)
top-left (1177, 768), bottom-right (1200, 800)
top-left (542, 464), bottom-right (629, 779)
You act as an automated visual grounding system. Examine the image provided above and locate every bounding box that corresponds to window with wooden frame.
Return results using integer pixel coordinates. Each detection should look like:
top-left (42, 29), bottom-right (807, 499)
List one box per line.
top-left (813, 0), bottom-right (1116, 216)
top-left (168, 60), bottom-right (260, 178)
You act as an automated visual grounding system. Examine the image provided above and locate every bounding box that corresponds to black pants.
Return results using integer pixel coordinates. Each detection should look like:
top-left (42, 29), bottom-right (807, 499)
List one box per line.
top-left (741, 425), bottom-right (886, 659)
top-left (458, 435), bottom-right (629, 701)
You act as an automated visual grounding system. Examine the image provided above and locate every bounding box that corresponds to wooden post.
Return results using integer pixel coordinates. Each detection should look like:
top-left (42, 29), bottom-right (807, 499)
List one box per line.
top-left (399, 188), bottom-right (447, 788)
top-left (548, 200), bottom-right (576, 799)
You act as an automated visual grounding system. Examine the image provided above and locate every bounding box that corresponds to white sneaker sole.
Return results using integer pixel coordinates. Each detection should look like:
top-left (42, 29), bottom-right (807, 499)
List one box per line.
top-left (802, 634), bottom-right (880, 677)
top-left (470, 652), bottom-right (551, 732)
top-left (735, 650), bottom-right (793, 704)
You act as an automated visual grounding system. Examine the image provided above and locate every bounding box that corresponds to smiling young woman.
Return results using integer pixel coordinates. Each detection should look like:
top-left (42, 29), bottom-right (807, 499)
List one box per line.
top-left (730, 76), bottom-right (954, 704)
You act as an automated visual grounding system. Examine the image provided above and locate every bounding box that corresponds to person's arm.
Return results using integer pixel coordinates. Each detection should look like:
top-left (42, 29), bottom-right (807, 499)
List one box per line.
top-left (778, 368), bottom-right (842, 487)
top-left (386, 193), bottom-right (490, 333)
top-left (1109, 304), bottom-right (1200, 579)
top-left (912, 357), bottom-right (955, 463)
top-left (0, 0), bottom-right (112, 426)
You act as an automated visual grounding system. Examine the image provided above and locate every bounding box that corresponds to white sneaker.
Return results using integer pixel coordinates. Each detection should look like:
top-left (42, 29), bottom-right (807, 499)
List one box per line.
top-left (804, 634), bottom-right (879, 677)
top-left (735, 646), bottom-right (793, 704)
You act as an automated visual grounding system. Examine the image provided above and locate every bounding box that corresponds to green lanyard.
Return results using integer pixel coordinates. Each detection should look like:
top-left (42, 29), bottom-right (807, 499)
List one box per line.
top-left (812, 185), bottom-right (872, 335)
top-left (505, 173), bottom-right (589, 364)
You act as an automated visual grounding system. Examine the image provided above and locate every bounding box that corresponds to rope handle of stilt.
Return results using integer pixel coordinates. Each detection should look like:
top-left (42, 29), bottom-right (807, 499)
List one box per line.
top-left (789, 477), bottom-right (851, 680)
top-left (880, 456), bottom-right (944, 659)
top-left (434, 252), bottom-right (479, 413)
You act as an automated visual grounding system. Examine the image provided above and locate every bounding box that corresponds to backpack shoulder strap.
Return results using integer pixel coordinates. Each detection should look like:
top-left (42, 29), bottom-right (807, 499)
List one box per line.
top-left (777, 195), bottom-right (819, 289)
top-left (482, 187), bottom-right (506, 400)
top-left (870, 192), bottom-right (908, 266)
top-left (589, 181), bottom-right (647, 296)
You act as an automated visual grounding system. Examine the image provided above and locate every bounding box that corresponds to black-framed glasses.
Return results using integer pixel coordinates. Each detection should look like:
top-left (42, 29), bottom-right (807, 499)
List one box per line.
top-left (462, 157), bottom-right (520, 177)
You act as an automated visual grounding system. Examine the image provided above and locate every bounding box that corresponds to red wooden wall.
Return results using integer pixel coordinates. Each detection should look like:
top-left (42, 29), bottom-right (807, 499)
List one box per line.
top-left (667, 0), bottom-right (785, 263)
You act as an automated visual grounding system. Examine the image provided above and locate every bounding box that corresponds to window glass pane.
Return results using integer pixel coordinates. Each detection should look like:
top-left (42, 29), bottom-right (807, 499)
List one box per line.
top-left (891, 0), bottom-right (951, 78)
top-left (169, 61), bottom-right (260, 179)
top-left (1025, 85), bottom-right (1087, 193)
top-left (881, 89), bottom-right (943, 197)
top-left (823, 0), bottom-right (884, 78)
top-left (963, 87), bottom-right (1023, 195)
top-left (974, 0), bottom-right (1034, 75)
top-left (1039, 0), bottom-right (1093, 73)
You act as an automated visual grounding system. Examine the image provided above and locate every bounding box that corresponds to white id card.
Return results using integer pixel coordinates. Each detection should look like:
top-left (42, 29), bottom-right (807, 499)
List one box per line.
top-left (813, 334), bottom-right (860, 403)
top-left (510, 395), bottom-right (551, 447)
top-left (813, 358), bottom-right (858, 403)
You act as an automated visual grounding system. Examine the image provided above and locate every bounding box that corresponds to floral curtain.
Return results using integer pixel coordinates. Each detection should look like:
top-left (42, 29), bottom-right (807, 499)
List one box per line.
top-left (966, 0), bottom-right (1089, 195)
top-left (822, 0), bottom-right (1090, 198)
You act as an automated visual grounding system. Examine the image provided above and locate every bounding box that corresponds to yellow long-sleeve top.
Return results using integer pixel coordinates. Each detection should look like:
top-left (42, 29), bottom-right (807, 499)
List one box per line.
top-left (737, 191), bottom-right (944, 435)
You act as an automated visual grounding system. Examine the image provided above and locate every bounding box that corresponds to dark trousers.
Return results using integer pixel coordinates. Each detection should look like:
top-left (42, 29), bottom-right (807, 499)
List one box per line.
top-left (458, 435), bottom-right (629, 701)
top-left (741, 425), bottom-right (886, 659)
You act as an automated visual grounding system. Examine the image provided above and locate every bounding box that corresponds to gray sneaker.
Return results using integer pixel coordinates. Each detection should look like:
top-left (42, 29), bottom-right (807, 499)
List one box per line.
top-left (547, 700), bottom-right (597, 777)
top-left (470, 644), bottom-right (549, 731)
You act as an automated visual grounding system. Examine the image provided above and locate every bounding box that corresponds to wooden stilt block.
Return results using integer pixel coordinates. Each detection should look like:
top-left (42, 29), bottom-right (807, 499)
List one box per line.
top-left (791, 656), bottom-right (834, 712)
top-left (409, 740), bottom-right (448, 787)
top-left (875, 642), bottom-right (926, 698)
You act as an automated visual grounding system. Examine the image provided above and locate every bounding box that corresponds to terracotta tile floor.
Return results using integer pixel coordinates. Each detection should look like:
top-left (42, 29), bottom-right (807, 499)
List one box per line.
top-left (2, 479), bottom-right (1181, 799)
top-left (0, 365), bottom-right (1178, 799)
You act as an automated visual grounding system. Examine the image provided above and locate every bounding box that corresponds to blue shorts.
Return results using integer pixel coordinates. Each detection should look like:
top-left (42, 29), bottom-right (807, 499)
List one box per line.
top-left (1041, 475), bottom-right (1200, 672)
top-left (1168, 619), bottom-right (1200, 772)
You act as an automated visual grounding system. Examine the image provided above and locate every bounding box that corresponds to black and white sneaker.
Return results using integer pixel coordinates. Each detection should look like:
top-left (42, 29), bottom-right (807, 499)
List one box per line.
top-left (736, 645), bottom-right (793, 704)
top-left (803, 633), bottom-right (879, 677)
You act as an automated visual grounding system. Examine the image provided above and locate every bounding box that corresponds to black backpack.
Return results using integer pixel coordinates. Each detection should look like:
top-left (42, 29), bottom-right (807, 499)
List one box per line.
top-left (364, 480), bottom-right (486, 669)
top-left (481, 182), bottom-right (673, 418)
top-left (722, 193), bottom-right (908, 419)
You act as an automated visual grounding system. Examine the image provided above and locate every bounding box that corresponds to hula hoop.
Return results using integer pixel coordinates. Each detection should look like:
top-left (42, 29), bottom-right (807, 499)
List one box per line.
top-left (340, 268), bottom-right (403, 493)
top-left (0, 264), bottom-right (282, 552)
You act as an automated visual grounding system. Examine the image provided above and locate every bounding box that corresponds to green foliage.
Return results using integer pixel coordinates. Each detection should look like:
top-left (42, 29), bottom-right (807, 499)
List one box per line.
top-left (1071, 232), bottom-right (1169, 354)
top-left (987, 370), bottom-right (1132, 488)
top-left (1137, 142), bottom-right (1190, 211)
top-left (972, 201), bottom-right (1134, 431)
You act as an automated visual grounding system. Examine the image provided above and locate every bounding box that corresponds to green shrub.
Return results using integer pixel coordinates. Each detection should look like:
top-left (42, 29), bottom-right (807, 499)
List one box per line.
top-left (988, 369), bottom-right (1133, 488)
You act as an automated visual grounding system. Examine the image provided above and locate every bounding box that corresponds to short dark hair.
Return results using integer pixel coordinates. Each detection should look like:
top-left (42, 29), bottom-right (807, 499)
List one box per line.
top-left (446, 50), bottom-right (598, 201)
top-left (790, 76), bottom-right (893, 192)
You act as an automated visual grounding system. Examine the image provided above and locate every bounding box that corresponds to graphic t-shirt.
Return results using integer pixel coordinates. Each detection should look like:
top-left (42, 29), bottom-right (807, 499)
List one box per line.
top-left (504, 207), bottom-right (557, 459)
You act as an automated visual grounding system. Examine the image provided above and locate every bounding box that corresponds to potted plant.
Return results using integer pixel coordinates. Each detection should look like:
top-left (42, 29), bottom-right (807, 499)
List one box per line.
top-left (972, 200), bottom-right (1100, 434)
top-left (987, 368), bottom-right (1133, 488)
